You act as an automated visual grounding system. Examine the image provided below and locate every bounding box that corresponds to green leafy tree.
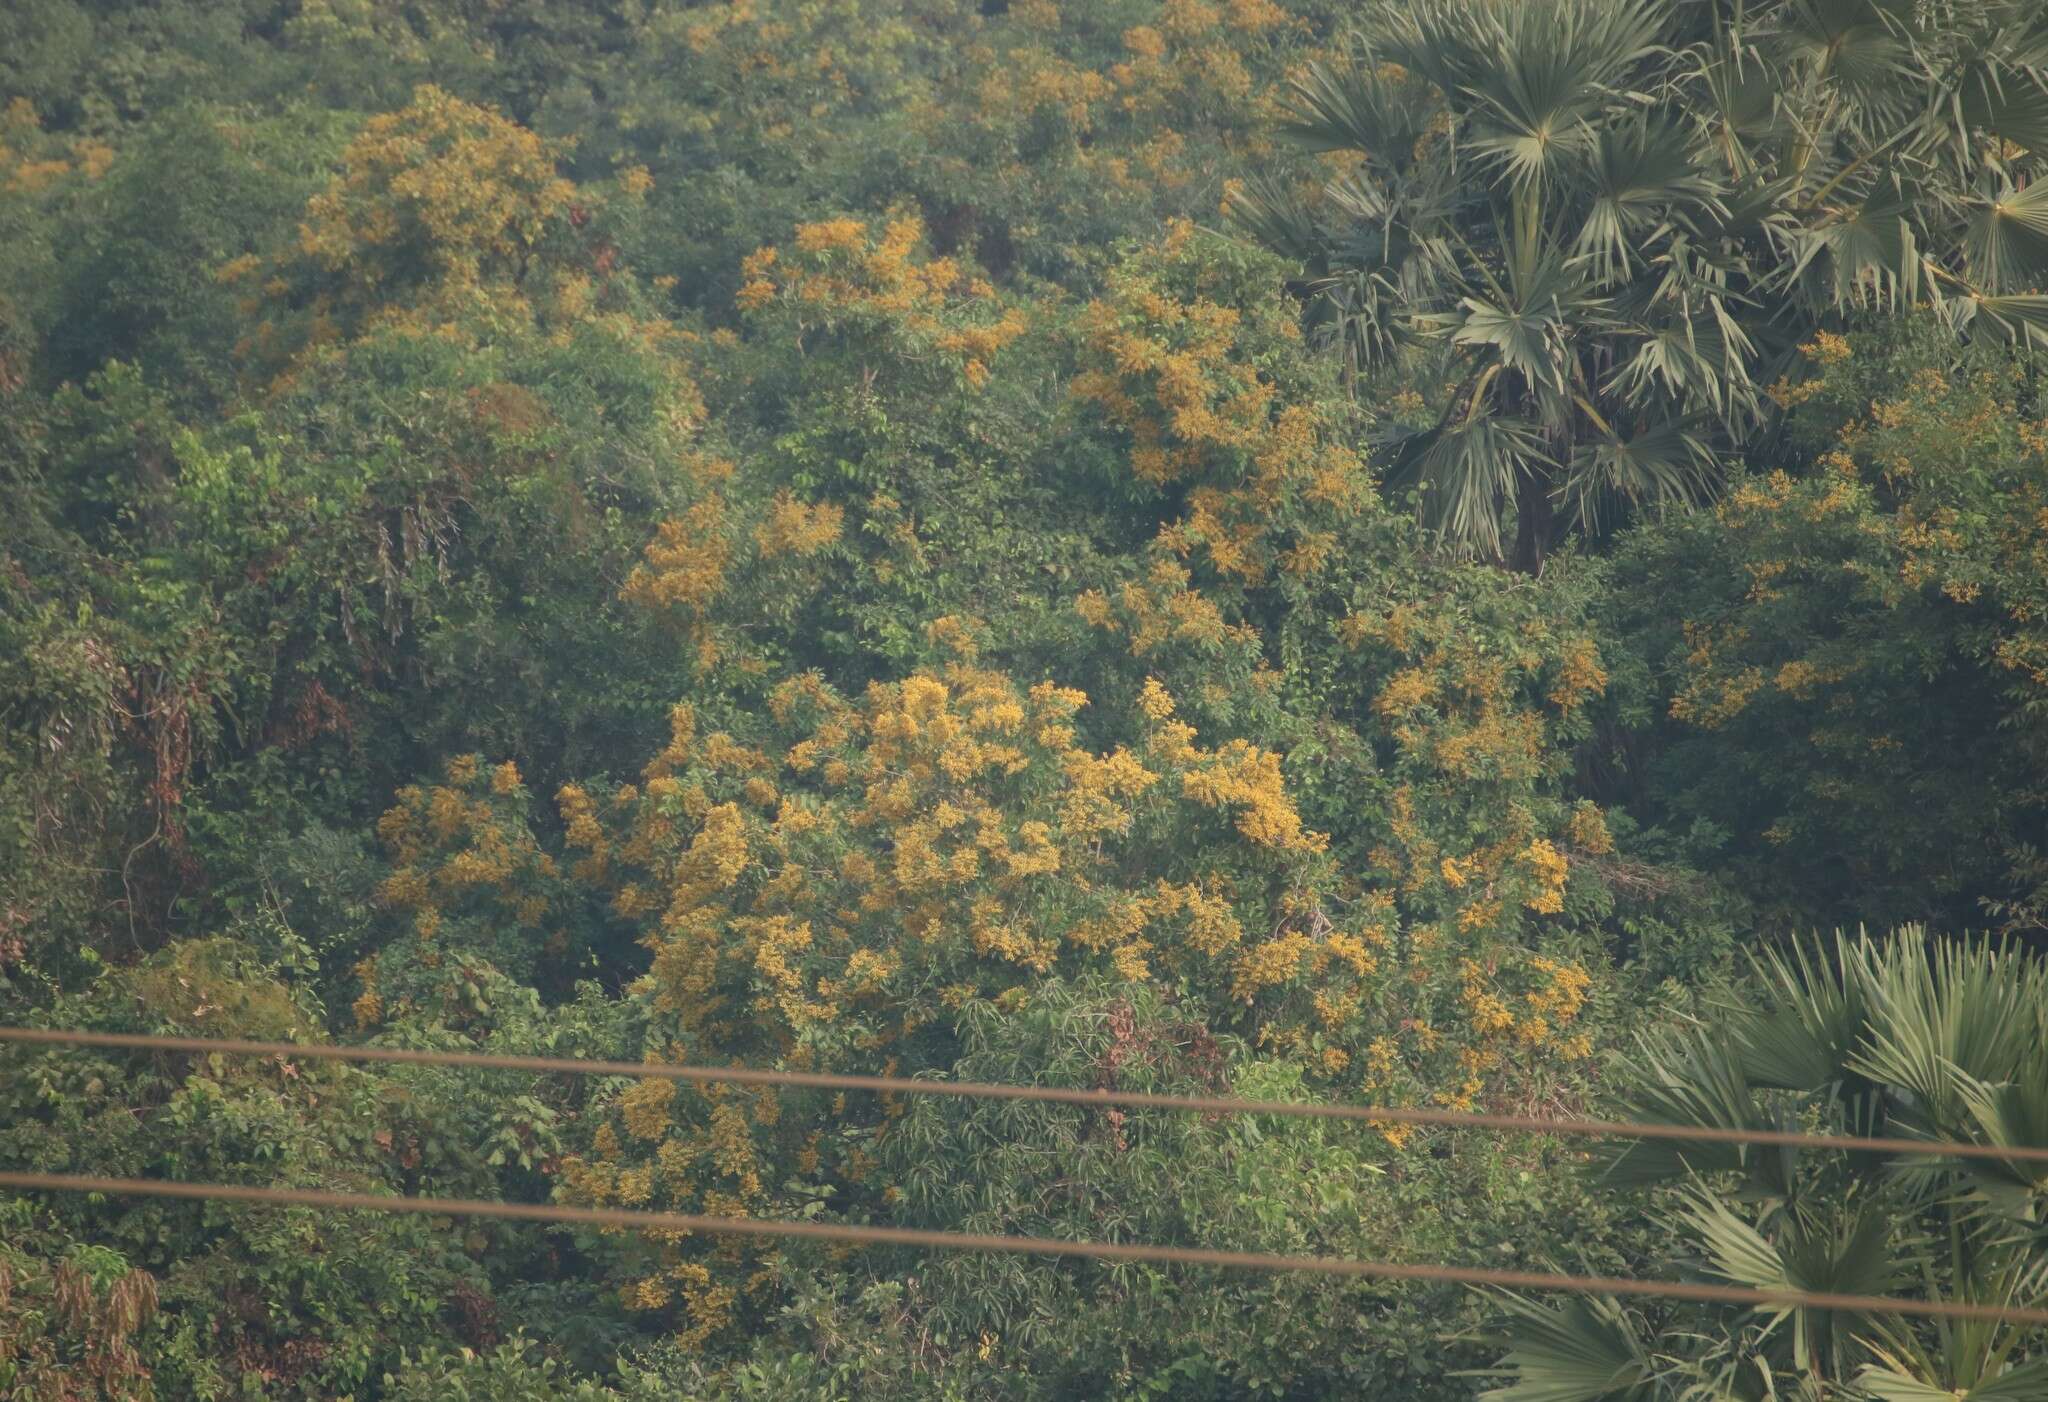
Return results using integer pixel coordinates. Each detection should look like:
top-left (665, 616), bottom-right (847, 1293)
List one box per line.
top-left (667, 980), bottom-right (1626, 1401)
top-left (0, 1208), bottom-right (158, 1402)
top-left (1607, 319), bottom-right (2048, 934)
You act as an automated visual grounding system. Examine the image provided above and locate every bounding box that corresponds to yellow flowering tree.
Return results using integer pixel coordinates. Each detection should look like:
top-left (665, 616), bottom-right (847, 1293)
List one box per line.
top-left (0, 95), bottom-right (115, 196)
top-left (358, 652), bottom-right (1401, 1342)
top-left (620, 210), bottom-right (1110, 686)
top-left (1060, 223), bottom-right (1373, 742)
top-left (1264, 536), bottom-right (1622, 1113)
top-left (1071, 220), bottom-right (1368, 590)
top-left (220, 85), bottom-right (671, 382)
top-left (1051, 222), bottom-right (1612, 1133)
top-left (366, 755), bottom-right (604, 1016)
top-left (357, 621), bottom-right (1610, 1344)
top-left (734, 211), bottom-right (1030, 391)
top-left (899, 0), bottom-right (1311, 281)
top-left (548, 661), bottom-right (1351, 1313)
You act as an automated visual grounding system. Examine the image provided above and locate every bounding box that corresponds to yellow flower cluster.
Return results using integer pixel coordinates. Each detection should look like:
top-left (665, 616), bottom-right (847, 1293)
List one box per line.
top-left (1301, 583), bottom-right (1618, 1135)
top-left (350, 958), bottom-right (383, 1031)
top-left (1566, 803), bottom-right (1614, 856)
top-left (578, 666), bottom-right (1328, 1055)
top-left (975, 47), bottom-right (1112, 133)
top-left (1678, 353), bottom-right (2048, 776)
top-left (619, 499), bottom-right (732, 668)
top-left (1358, 617), bottom-right (1582, 789)
top-left (1071, 224), bottom-right (1365, 586)
top-left (1519, 839), bottom-right (1569, 915)
top-left (1804, 330), bottom-right (1853, 364)
top-left (754, 490), bottom-right (845, 559)
top-left (925, 615), bottom-right (985, 660)
top-left (219, 84), bottom-right (701, 422)
top-left (736, 213), bottom-right (1027, 389)
top-left (1074, 557), bottom-right (1260, 658)
top-left (372, 756), bottom-right (565, 976)
top-left (1668, 621), bottom-right (1766, 728)
top-left (1393, 952), bottom-right (1597, 1113)
top-left (535, 662), bottom-right (1421, 1288)
top-left (1547, 639), bottom-right (1607, 717)
top-left (1105, 0), bottom-right (1272, 120)
top-left (295, 85), bottom-right (575, 314)
top-left (1181, 737), bottom-right (1324, 852)
top-left (1, 100), bottom-right (118, 194)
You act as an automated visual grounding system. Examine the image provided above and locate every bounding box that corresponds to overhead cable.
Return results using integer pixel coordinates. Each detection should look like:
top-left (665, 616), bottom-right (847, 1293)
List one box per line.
top-left (6, 1026), bottom-right (2047, 1163)
top-left (7, 1171), bottom-right (2048, 1325)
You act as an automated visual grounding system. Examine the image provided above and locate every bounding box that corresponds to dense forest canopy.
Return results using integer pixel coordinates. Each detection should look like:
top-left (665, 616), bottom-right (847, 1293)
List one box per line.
top-left (2, 1), bottom-right (2047, 1397)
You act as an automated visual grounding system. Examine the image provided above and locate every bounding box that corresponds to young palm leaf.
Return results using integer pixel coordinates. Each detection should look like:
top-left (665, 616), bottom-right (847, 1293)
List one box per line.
top-left (1476, 1292), bottom-right (1659, 1402)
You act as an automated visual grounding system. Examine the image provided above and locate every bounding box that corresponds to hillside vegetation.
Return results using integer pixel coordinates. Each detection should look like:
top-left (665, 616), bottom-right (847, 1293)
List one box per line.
top-left (3, 2), bottom-right (2047, 1397)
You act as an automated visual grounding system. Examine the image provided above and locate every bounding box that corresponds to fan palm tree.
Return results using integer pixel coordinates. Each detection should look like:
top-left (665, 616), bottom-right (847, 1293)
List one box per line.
top-left (1480, 929), bottom-right (2048, 1399)
top-left (1231, 0), bottom-right (2048, 569)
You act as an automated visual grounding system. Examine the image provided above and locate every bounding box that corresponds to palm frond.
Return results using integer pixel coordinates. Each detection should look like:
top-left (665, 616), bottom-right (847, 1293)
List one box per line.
top-left (1400, 412), bottom-right (1551, 560)
top-left (1962, 1362), bottom-right (2048, 1400)
top-left (1561, 416), bottom-right (1717, 534)
top-left (1237, 0), bottom-right (2048, 563)
top-left (1603, 312), bottom-right (1753, 427)
top-left (1855, 1366), bottom-right (1981, 1401)
top-left (1274, 54), bottom-right (1439, 173)
top-left (1466, 0), bottom-right (1672, 191)
top-left (1957, 65), bottom-right (2048, 156)
top-left (1965, 290), bottom-right (2048, 347)
top-left (1962, 174), bottom-right (2048, 292)
top-left (1858, 1240), bottom-right (2048, 1399)
top-left (1779, 175), bottom-right (1921, 307)
top-left (1682, 1188), bottom-right (1797, 1295)
top-left (1601, 1025), bottom-right (1758, 1188)
top-left (1575, 115), bottom-right (1727, 284)
top-left (1477, 1292), bottom-right (1657, 1402)
top-left (1847, 931), bottom-right (2048, 1125)
top-left (1446, 293), bottom-right (1572, 395)
top-left (1223, 174), bottom-right (1327, 266)
top-left (1772, 0), bottom-right (1913, 99)
top-left (1738, 933), bottom-right (1869, 1093)
top-left (1958, 1061), bottom-right (2048, 1202)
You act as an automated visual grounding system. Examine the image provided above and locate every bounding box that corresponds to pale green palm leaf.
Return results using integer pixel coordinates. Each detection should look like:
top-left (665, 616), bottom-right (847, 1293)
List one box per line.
top-left (1857, 1244), bottom-right (2048, 1399)
top-left (1477, 1293), bottom-right (1659, 1402)
top-left (1773, 0), bottom-right (1914, 102)
top-left (1962, 175), bottom-right (2048, 292)
top-left (1957, 1063), bottom-right (2048, 1203)
top-left (1846, 933), bottom-right (2048, 1127)
top-left (1402, 413), bottom-right (1552, 559)
top-left (1962, 290), bottom-right (2048, 346)
top-left (1563, 417), bottom-right (1718, 534)
top-left (1467, 0), bottom-right (1668, 190)
top-left (1271, 50), bottom-right (1437, 171)
top-left (1735, 934), bottom-right (1871, 1093)
top-left (1602, 1026), bottom-right (1761, 1189)
top-left (1577, 116), bottom-right (1729, 284)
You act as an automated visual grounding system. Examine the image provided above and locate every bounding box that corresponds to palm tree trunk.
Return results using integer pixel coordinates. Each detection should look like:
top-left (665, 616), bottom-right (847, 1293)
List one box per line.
top-left (1511, 468), bottom-right (1553, 574)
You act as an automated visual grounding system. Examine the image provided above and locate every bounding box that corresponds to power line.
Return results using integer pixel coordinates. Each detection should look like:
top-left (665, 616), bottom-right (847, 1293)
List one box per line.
top-left (5, 1026), bottom-right (2046, 1164)
top-left (5, 1171), bottom-right (2047, 1326)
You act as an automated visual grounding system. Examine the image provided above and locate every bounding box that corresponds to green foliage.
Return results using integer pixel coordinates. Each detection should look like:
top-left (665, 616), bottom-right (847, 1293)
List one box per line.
top-left (381, 1336), bottom-right (626, 1401)
top-left (0, 935), bottom-right (644, 1396)
top-left (670, 980), bottom-right (1627, 1400)
top-left (2, 1), bottom-right (2045, 1397)
top-left (39, 103), bottom-right (348, 408)
top-left (1485, 928), bottom-right (2048, 1400)
top-left (1234, 0), bottom-right (2048, 565)
top-left (0, 1199), bottom-right (159, 1401)
top-left (1609, 319), bottom-right (2048, 932)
